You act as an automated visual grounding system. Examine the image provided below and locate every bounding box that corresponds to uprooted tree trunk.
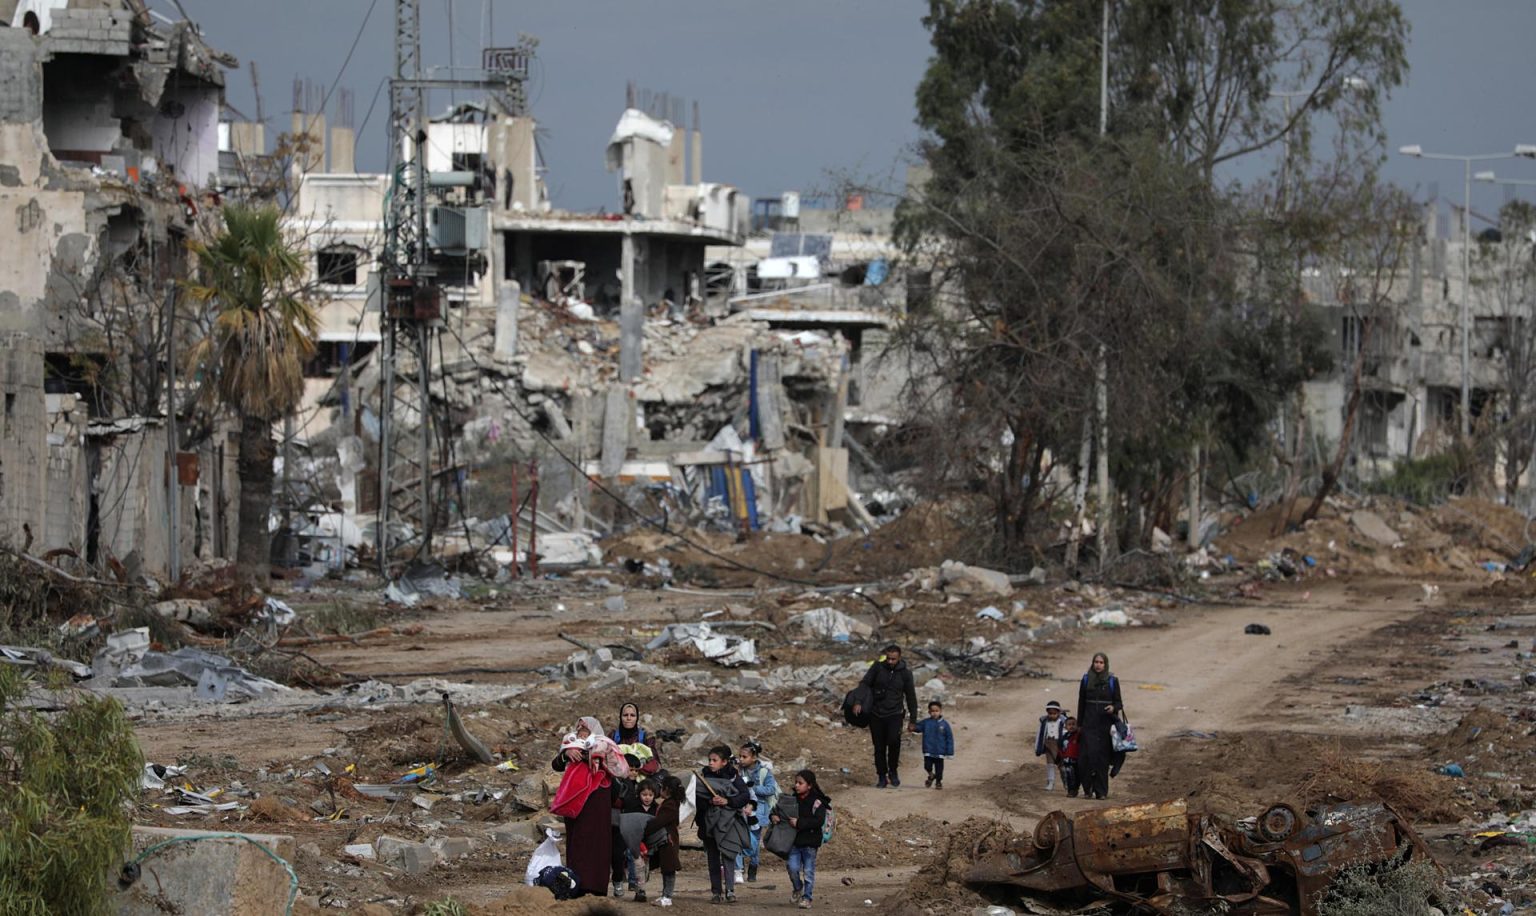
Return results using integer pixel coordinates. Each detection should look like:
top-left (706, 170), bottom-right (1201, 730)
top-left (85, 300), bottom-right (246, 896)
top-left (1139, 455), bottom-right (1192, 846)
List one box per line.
top-left (235, 412), bottom-right (276, 581)
top-left (1300, 336), bottom-right (1370, 525)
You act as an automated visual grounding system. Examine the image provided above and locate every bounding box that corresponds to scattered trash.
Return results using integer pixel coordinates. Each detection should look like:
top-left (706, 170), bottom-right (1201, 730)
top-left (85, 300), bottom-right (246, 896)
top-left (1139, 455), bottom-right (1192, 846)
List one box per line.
top-left (1244, 623), bottom-right (1272, 635)
top-left (1088, 609), bottom-right (1131, 627)
top-left (443, 693), bottom-right (496, 765)
top-left (0, 645), bottom-right (93, 679)
top-left (140, 763), bottom-right (186, 790)
top-left (645, 623), bottom-right (757, 666)
top-left (975, 606), bottom-right (1005, 622)
top-left (788, 607), bottom-right (875, 641)
top-left (1439, 763), bottom-right (1465, 778)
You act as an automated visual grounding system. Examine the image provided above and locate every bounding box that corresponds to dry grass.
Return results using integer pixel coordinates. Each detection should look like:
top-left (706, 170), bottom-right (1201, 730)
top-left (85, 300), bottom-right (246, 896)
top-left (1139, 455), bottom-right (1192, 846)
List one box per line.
top-left (1291, 746), bottom-right (1463, 822)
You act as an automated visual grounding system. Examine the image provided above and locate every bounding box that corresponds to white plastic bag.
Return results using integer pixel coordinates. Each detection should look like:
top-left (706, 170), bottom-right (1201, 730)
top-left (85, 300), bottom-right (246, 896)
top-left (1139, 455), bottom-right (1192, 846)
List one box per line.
top-left (524, 828), bottom-right (563, 885)
top-left (680, 774), bottom-right (698, 826)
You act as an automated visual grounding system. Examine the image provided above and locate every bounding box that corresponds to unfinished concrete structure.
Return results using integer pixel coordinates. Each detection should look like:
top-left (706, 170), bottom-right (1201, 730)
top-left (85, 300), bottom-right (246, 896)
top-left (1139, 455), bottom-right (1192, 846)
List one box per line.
top-left (0, 1), bottom-right (238, 575)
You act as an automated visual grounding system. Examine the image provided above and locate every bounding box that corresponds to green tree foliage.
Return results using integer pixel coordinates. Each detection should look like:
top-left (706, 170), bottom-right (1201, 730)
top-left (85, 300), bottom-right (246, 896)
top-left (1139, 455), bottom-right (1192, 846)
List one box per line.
top-left (899, 0), bottom-right (1408, 557)
top-left (0, 665), bottom-right (143, 915)
top-left (185, 205), bottom-right (318, 580)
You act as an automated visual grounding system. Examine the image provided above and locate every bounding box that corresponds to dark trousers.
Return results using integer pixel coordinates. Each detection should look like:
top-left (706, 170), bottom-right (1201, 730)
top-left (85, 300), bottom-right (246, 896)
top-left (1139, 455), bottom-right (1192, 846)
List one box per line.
top-left (870, 713), bottom-right (905, 778)
top-left (923, 756), bottom-right (945, 781)
top-left (703, 839), bottom-right (736, 895)
top-left (1061, 760), bottom-right (1079, 795)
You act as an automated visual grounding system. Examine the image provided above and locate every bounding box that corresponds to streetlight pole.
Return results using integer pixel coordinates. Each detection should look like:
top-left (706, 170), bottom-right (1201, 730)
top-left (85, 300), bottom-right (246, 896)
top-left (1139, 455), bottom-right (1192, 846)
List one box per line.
top-left (1399, 145), bottom-right (1535, 438)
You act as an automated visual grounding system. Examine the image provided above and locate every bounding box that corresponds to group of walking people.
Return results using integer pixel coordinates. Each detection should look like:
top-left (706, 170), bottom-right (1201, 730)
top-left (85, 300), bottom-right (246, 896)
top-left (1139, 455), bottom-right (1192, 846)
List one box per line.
top-left (549, 703), bottom-right (833, 907)
top-left (545, 649), bottom-right (1129, 905)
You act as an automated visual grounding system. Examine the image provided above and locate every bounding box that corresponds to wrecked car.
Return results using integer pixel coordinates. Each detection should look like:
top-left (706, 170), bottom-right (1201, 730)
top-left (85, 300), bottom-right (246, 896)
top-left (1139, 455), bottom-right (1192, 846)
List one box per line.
top-left (967, 799), bottom-right (1434, 914)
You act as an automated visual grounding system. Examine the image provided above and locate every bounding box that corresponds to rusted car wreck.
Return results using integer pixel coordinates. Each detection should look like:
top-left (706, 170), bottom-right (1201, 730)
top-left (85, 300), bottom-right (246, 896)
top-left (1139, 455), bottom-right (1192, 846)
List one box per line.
top-left (967, 799), bottom-right (1433, 914)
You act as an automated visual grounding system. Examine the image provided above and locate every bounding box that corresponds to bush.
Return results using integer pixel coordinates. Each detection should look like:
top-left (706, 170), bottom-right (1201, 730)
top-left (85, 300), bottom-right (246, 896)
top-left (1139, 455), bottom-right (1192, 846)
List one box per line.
top-left (1316, 853), bottom-right (1450, 916)
top-left (0, 665), bottom-right (143, 915)
top-left (1366, 451), bottom-right (1470, 506)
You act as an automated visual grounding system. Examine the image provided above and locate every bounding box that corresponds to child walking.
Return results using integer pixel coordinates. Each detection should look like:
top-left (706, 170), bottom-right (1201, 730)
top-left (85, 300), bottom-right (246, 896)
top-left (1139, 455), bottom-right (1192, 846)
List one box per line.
top-left (734, 739), bottom-right (778, 884)
top-left (771, 769), bottom-right (831, 910)
top-left (1060, 716), bottom-right (1081, 798)
top-left (1034, 700), bottom-right (1067, 790)
top-left (646, 775), bottom-right (683, 906)
top-left (694, 745), bottom-right (751, 904)
top-left (914, 701), bottom-right (955, 789)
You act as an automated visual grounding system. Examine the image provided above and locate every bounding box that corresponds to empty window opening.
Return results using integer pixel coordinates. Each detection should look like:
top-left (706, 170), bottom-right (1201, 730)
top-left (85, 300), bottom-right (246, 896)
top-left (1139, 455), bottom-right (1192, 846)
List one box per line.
top-left (316, 247), bottom-right (360, 286)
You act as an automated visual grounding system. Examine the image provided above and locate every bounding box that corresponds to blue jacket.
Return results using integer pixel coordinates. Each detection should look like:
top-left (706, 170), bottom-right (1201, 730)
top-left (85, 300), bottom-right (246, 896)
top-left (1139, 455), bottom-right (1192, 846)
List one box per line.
top-left (739, 759), bottom-right (778, 829)
top-left (915, 717), bottom-right (954, 758)
top-left (1035, 714), bottom-right (1068, 757)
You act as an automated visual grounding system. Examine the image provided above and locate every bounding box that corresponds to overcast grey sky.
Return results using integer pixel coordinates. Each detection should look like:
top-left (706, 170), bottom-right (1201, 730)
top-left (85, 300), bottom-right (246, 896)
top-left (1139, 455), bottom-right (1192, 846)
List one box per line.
top-left (182, 0), bottom-right (1536, 225)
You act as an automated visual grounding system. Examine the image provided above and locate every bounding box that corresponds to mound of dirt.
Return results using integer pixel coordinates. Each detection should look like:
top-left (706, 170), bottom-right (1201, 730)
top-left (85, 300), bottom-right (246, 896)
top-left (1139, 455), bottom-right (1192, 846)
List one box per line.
top-left (1214, 496), bottom-right (1531, 580)
top-left (881, 816), bottom-right (1024, 915)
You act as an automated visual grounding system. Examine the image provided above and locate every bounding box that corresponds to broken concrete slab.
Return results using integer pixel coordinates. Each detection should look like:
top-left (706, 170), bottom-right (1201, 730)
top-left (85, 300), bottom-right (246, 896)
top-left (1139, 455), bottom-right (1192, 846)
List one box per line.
top-left (117, 826), bottom-right (296, 916)
top-left (148, 599), bottom-right (215, 628)
top-left (787, 607), bottom-right (874, 642)
top-left (939, 560), bottom-right (1014, 597)
top-left (1350, 510), bottom-right (1402, 547)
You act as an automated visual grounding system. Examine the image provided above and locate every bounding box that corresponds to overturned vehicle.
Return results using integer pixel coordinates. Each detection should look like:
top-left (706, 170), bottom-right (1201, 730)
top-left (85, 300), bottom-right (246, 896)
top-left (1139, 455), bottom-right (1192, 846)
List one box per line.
top-left (967, 799), bottom-right (1433, 915)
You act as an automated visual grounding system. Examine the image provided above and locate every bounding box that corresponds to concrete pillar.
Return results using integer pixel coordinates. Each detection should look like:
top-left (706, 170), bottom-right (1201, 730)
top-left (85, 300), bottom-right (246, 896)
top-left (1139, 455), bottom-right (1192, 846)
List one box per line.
top-left (289, 111), bottom-right (325, 174)
top-left (494, 279), bottom-right (520, 360)
top-left (328, 126), bottom-right (355, 173)
top-left (691, 129), bottom-right (702, 185)
top-left (489, 117), bottom-right (538, 211)
top-left (620, 231), bottom-right (642, 382)
top-left (667, 129), bottom-right (685, 186)
top-left (600, 385), bottom-right (630, 478)
top-left (228, 121), bottom-right (265, 157)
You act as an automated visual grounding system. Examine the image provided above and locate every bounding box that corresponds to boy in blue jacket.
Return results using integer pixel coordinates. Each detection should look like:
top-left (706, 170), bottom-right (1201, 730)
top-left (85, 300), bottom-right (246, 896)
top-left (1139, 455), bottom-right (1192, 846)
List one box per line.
top-left (913, 701), bottom-right (955, 789)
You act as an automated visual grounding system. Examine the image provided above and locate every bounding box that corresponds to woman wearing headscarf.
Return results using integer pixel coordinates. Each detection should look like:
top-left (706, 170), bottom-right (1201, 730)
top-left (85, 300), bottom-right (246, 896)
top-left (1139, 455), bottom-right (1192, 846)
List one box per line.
top-left (609, 702), bottom-right (660, 770)
top-left (550, 716), bottom-right (629, 896)
top-left (1075, 652), bottom-right (1124, 800)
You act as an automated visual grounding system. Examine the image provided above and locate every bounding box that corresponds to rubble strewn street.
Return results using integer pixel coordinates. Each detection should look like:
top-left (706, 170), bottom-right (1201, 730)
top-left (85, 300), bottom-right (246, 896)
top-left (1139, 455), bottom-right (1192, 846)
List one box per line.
top-left (5, 1), bottom-right (1536, 914)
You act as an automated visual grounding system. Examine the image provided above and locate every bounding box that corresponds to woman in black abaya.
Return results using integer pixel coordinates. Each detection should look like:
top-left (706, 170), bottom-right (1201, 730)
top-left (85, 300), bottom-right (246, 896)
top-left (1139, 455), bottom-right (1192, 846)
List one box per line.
top-left (1075, 652), bottom-right (1124, 800)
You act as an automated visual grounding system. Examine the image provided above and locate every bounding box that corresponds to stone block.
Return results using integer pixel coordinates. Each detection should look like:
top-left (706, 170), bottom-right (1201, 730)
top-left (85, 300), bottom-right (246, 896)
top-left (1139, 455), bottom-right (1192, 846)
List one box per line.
top-left (434, 836), bottom-right (476, 859)
top-left (372, 834), bottom-right (413, 861)
top-left (489, 819), bottom-right (543, 845)
top-left (397, 842), bottom-right (435, 875)
top-left (116, 826), bottom-right (296, 916)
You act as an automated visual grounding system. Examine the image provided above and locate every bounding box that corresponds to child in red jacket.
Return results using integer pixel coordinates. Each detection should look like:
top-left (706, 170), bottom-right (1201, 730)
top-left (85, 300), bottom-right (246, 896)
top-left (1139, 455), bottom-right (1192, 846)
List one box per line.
top-left (1059, 716), bottom-right (1081, 798)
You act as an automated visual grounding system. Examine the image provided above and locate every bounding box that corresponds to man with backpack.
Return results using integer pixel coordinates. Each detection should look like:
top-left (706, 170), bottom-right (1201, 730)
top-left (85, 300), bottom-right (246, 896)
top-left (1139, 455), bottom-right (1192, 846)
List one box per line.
top-left (850, 644), bottom-right (918, 788)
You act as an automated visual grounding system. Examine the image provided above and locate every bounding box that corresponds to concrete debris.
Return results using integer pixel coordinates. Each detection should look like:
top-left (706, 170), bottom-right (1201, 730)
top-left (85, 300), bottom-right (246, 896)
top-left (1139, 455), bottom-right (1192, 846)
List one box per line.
top-left (149, 599), bottom-right (216, 628)
top-left (1349, 509), bottom-right (1404, 547)
top-left (0, 644), bottom-right (94, 679)
top-left (88, 631), bottom-right (288, 700)
top-left (937, 560), bottom-right (1014, 597)
top-left (645, 622), bottom-right (757, 666)
top-left (787, 606), bottom-right (874, 641)
top-left (118, 827), bottom-right (295, 916)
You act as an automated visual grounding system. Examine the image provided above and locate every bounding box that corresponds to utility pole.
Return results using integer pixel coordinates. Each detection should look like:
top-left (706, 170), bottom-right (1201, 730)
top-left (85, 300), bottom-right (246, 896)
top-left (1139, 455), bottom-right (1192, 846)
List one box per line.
top-left (376, 0), bottom-right (532, 574)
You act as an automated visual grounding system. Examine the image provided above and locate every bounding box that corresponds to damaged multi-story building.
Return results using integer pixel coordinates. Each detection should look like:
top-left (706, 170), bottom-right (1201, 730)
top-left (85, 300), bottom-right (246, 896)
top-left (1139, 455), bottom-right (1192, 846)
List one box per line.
top-left (276, 79), bottom-right (920, 567)
top-left (0, 0), bottom-right (240, 577)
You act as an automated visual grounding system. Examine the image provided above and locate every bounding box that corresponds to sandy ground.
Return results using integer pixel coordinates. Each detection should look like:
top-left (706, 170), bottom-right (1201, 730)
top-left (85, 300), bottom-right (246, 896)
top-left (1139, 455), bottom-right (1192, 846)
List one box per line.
top-left (121, 573), bottom-right (1507, 915)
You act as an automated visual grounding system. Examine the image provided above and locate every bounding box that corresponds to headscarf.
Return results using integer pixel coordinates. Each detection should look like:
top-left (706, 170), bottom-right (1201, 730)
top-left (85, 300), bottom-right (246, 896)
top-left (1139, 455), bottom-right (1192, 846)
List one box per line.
top-left (1086, 652), bottom-right (1112, 691)
top-left (560, 716), bottom-right (630, 780)
top-left (613, 703), bottom-right (642, 743)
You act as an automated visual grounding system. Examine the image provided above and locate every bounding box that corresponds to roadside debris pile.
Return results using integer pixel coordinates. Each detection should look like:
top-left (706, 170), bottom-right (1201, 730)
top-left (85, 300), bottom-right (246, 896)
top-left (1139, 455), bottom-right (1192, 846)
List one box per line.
top-left (945, 799), bottom-right (1437, 915)
top-left (1213, 495), bottom-right (1533, 581)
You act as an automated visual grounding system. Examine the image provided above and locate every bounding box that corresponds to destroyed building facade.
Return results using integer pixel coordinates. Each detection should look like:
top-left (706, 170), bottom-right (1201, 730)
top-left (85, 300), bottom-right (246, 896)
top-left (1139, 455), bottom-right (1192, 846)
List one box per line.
top-left (276, 82), bottom-right (920, 567)
top-left (0, 0), bottom-right (240, 576)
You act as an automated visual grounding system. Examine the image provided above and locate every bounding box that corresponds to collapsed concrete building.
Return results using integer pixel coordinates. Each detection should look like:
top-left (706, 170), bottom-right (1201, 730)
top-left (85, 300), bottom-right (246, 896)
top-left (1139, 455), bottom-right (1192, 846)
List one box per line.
top-left (277, 84), bottom-right (919, 569)
top-left (0, 0), bottom-right (240, 577)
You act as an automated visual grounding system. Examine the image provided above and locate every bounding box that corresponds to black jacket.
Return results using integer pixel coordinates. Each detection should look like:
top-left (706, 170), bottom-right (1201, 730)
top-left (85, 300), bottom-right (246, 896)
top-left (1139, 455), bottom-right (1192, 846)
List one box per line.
top-left (790, 790), bottom-right (831, 848)
top-left (860, 658), bottom-right (918, 720)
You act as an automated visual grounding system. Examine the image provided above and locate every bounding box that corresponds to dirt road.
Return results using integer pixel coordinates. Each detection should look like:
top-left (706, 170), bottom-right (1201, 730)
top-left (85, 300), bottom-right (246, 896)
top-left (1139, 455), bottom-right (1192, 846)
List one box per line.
top-left (831, 579), bottom-right (1434, 827)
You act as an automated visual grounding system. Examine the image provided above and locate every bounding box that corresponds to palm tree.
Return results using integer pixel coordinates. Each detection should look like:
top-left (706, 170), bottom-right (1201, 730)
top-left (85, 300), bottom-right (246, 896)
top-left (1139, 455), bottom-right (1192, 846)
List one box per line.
top-left (185, 205), bottom-right (318, 581)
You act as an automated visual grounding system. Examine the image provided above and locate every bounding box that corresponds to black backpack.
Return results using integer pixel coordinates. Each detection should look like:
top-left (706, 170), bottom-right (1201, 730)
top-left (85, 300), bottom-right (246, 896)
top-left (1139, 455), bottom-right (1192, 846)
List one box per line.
top-left (535, 865), bottom-right (580, 899)
top-left (842, 684), bottom-right (874, 728)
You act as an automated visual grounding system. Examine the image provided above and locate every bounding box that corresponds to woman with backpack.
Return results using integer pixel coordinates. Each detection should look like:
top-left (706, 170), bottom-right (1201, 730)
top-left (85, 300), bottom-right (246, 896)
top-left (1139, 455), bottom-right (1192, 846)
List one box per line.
top-left (770, 769), bottom-right (832, 910)
top-left (1075, 652), bottom-right (1125, 801)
